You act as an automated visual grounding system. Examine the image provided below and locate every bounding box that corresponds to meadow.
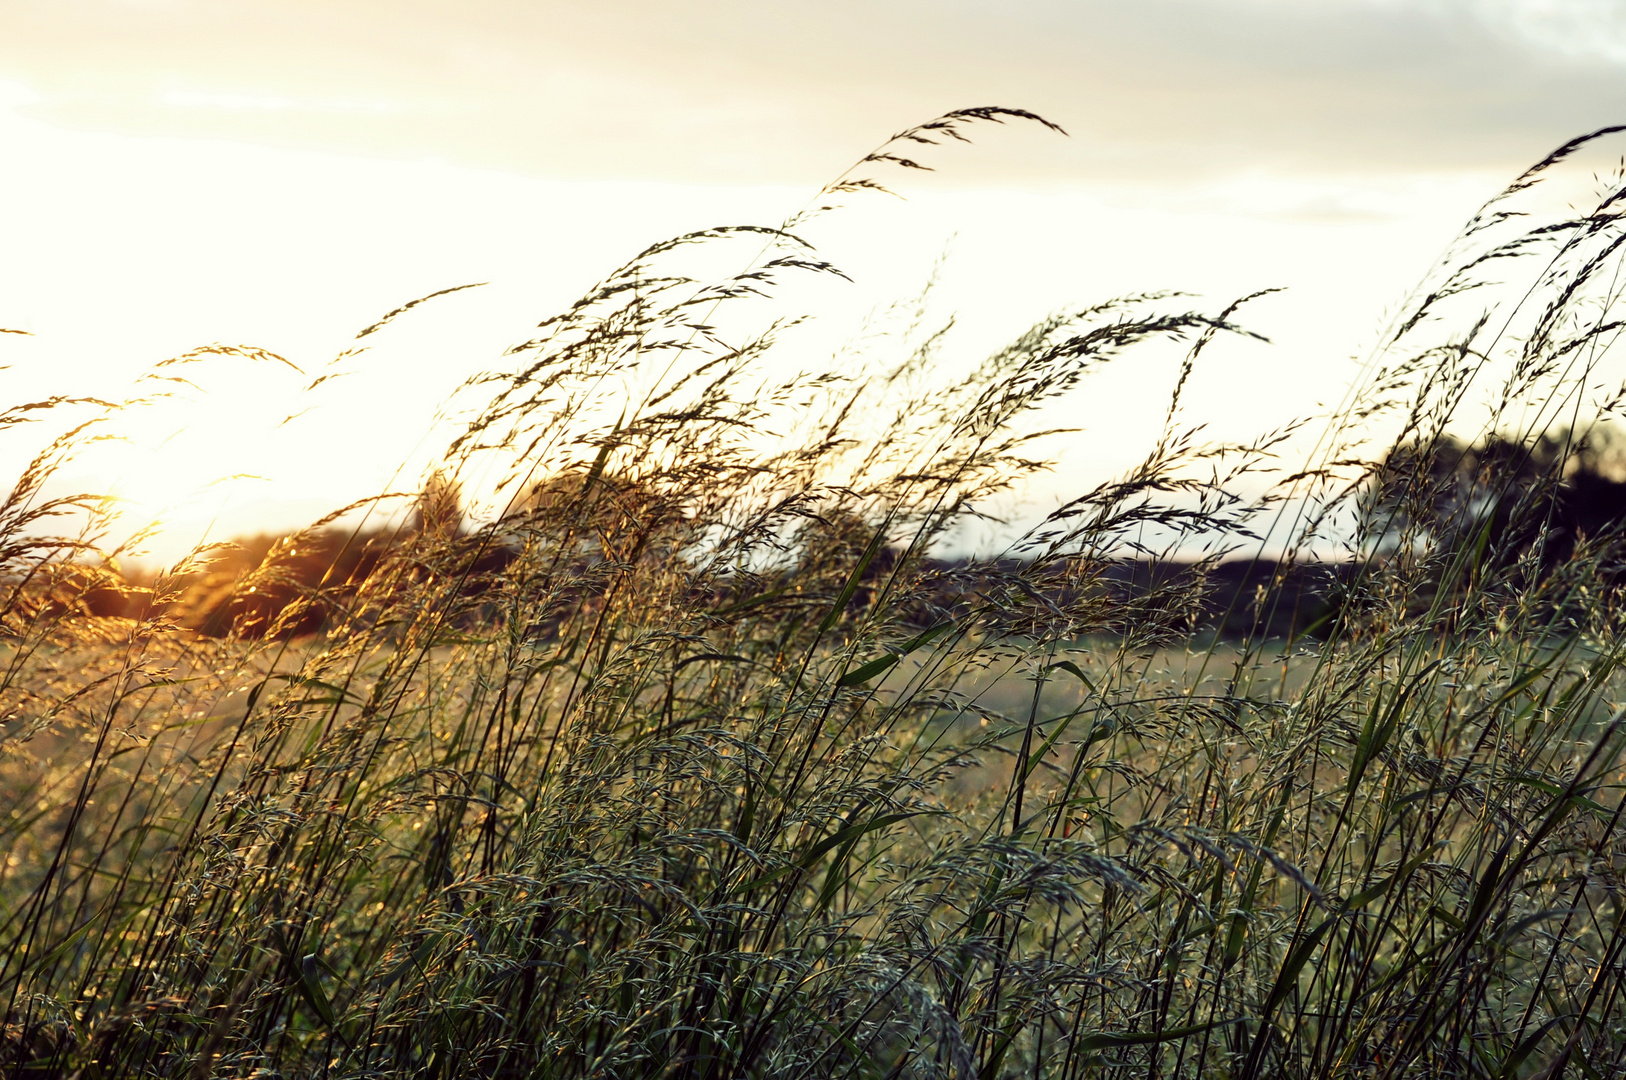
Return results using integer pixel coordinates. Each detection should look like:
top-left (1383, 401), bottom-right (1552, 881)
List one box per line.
top-left (3, 108), bottom-right (1626, 1078)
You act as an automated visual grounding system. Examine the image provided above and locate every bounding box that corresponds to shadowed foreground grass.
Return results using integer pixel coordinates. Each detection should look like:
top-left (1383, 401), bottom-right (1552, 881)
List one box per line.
top-left (4, 111), bottom-right (1626, 1078)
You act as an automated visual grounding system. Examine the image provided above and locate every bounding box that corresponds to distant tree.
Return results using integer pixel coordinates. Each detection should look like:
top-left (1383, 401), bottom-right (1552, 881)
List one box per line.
top-left (1368, 425), bottom-right (1626, 591)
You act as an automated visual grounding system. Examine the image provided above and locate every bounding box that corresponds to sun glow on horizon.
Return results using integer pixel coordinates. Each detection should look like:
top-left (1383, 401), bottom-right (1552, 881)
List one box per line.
top-left (0, 76), bottom-right (1525, 563)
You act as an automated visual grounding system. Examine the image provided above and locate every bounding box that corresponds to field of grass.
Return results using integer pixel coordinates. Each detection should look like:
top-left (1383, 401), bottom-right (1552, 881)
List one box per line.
top-left (4, 109), bottom-right (1626, 1078)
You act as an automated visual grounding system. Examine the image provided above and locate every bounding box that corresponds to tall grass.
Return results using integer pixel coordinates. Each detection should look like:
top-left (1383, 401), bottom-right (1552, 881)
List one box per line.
top-left (3, 110), bottom-right (1626, 1078)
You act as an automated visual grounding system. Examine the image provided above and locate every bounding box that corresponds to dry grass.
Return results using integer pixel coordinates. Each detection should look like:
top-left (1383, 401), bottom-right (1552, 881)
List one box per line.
top-left (2, 110), bottom-right (1626, 1078)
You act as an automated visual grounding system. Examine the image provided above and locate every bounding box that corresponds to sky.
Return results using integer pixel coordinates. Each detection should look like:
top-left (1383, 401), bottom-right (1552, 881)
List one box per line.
top-left (1, 0), bottom-right (1623, 561)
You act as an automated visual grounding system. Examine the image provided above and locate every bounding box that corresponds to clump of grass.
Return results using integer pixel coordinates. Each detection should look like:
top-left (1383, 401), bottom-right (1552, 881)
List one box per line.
top-left (3, 110), bottom-right (1626, 1079)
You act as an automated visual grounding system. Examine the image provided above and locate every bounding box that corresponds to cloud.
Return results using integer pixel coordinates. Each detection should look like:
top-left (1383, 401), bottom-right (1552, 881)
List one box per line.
top-left (1465, 0), bottom-right (1626, 65)
top-left (0, 0), bottom-right (1621, 186)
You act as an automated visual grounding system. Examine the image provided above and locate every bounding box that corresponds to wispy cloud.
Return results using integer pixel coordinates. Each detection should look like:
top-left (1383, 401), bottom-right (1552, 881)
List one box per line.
top-left (1465, 0), bottom-right (1626, 65)
top-left (1, 1), bottom-right (1621, 186)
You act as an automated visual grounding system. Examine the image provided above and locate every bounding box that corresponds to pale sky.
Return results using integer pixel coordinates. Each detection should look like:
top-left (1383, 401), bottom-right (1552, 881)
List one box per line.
top-left (1, 0), bottom-right (1621, 561)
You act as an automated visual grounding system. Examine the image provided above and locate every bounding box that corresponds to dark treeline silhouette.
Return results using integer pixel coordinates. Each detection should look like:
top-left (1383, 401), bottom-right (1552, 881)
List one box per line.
top-left (1376, 428), bottom-right (1626, 577)
top-left (14, 427), bottom-right (1626, 645)
top-left (12, 534), bottom-right (1351, 645)
top-left (12, 527), bottom-right (457, 639)
top-left (1362, 426), bottom-right (1626, 636)
top-left (6, 474), bottom-right (513, 640)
